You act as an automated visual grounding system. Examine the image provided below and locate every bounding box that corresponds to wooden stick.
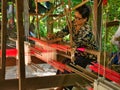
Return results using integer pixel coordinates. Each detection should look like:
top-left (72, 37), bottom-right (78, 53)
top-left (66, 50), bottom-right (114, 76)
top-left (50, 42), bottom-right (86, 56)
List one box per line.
top-left (9, 37), bottom-right (17, 42)
top-left (72, 0), bottom-right (89, 10)
top-left (39, 2), bottom-right (64, 20)
top-left (57, 52), bottom-right (71, 59)
top-left (75, 65), bottom-right (98, 79)
top-left (35, 0), bottom-right (50, 3)
top-left (48, 38), bottom-right (62, 43)
top-left (48, 14), bottom-right (64, 24)
top-left (85, 49), bottom-right (100, 56)
top-left (67, 65), bottom-right (94, 82)
top-left (31, 62), bottom-right (45, 71)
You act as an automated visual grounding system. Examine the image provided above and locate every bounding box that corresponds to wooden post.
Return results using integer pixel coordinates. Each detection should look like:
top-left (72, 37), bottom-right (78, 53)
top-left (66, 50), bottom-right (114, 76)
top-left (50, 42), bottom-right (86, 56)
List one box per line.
top-left (15, 0), bottom-right (26, 90)
top-left (93, 0), bottom-right (102, 50)
top-left (24, 0), bottom-right (29, 38)
top-left (0, 0), bottom-right (7, 80)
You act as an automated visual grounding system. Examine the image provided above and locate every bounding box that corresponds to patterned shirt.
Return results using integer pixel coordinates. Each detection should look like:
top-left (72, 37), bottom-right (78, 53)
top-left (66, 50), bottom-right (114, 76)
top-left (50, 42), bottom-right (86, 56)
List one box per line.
top-left (54, 21), bottom-right (98, 60)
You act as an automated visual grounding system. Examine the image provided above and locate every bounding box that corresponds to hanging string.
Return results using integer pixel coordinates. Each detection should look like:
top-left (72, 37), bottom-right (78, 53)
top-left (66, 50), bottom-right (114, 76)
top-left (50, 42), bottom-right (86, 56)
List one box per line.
top-left (103, 7), bottom-right (107, 79)
top-left (101, 2), bottom-right (109, 79)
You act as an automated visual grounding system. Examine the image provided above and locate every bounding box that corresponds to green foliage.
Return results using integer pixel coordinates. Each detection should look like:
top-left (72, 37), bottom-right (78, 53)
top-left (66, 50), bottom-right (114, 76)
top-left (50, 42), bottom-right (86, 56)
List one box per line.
top-left (39, 20), bottom-right (47, 37)
top-left (102, 0), bottom-right (120, 52)
top-left (106, 0), bottom-right (120, 20)
top-left (34, 18), bottom-right (47, 38)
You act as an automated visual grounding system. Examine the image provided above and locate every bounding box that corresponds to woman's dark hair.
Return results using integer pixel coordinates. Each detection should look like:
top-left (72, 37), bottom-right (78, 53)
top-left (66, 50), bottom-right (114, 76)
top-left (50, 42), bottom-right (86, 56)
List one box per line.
top-left (75, 4), bottom-right (91, 21)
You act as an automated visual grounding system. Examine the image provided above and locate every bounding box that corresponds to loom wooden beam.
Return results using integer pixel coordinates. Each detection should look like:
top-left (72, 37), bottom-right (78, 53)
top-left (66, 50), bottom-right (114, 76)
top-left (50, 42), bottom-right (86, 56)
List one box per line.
top-left (0, 0), bottom-right (7, 80)
top-left (0, 74), bottom-right (89, 90)
top-left (15, 0), bottom-right (26, 90)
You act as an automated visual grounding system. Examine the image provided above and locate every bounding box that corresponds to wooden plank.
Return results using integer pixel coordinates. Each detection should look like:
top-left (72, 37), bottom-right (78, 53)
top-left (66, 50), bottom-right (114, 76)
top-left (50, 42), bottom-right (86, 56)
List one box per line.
top-left (15, 0), bottom-right (26, 90)
top-left (0, 0), bottom-right (7, 80)
top-left (0, 74), bottom-right (90, 90)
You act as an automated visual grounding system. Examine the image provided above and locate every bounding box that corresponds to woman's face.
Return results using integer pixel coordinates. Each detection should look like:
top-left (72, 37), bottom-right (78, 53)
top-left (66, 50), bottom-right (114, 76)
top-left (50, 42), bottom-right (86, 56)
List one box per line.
top-left (74, 11), bottom-right (87, 26)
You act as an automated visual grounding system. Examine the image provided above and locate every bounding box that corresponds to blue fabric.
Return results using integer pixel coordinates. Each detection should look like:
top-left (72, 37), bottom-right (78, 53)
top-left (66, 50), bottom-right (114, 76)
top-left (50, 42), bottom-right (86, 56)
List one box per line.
top-left (111, 52), bottom-right (120, 64)
top-left (45, 1), bottom-right (52, 10)
top-left (30, 31), bottom-right (36, 37)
